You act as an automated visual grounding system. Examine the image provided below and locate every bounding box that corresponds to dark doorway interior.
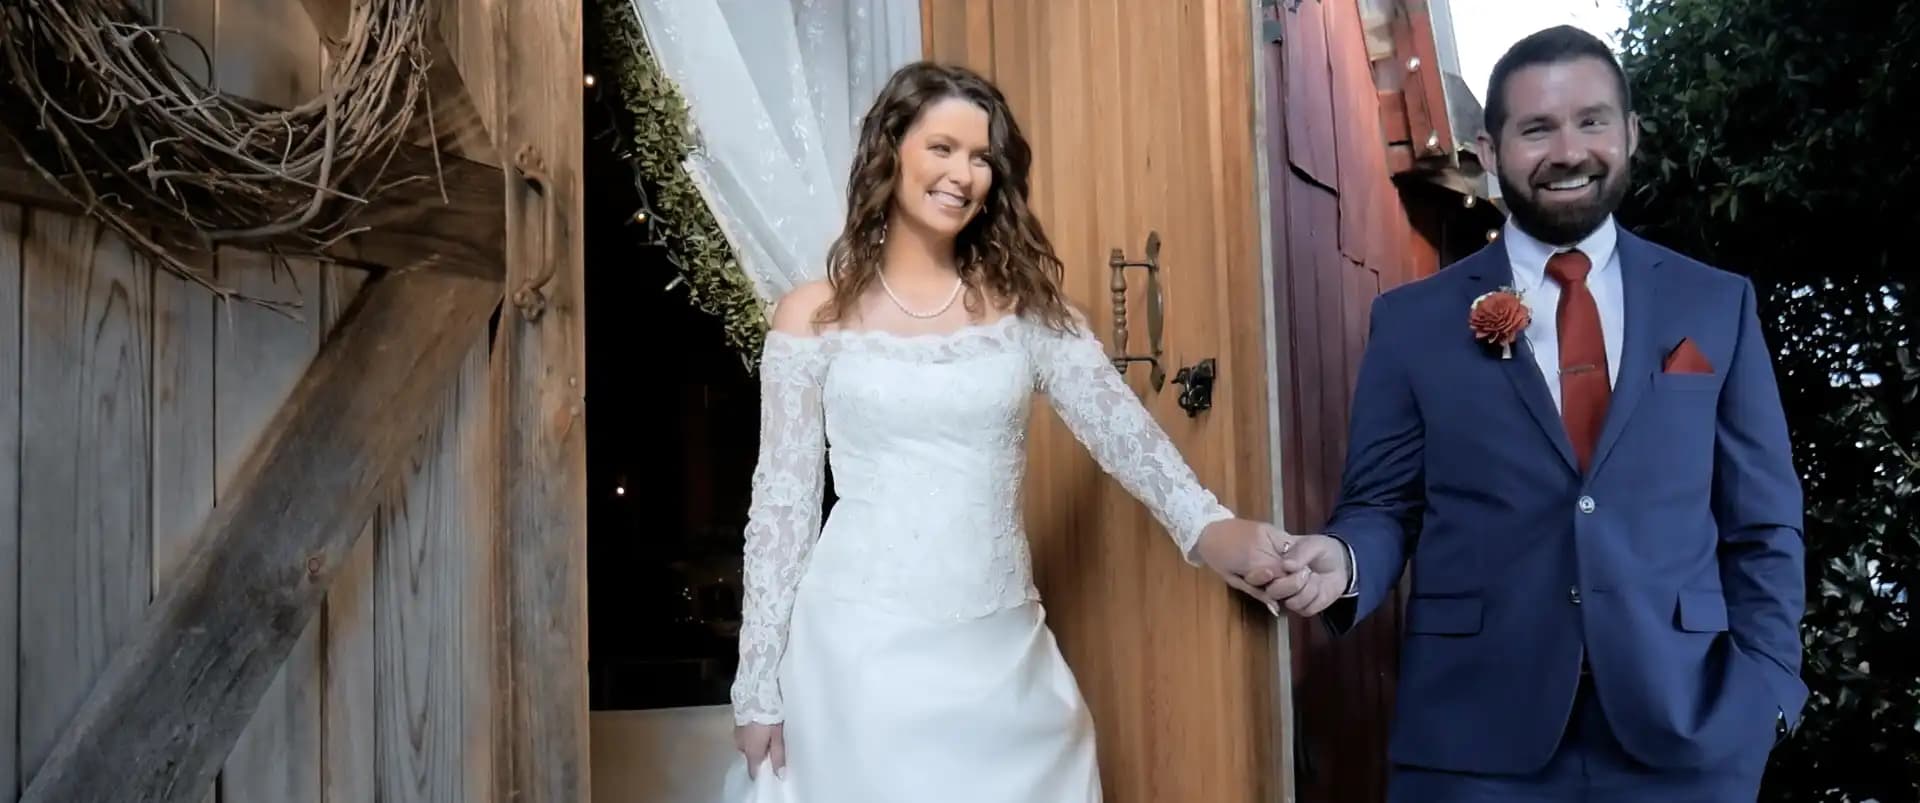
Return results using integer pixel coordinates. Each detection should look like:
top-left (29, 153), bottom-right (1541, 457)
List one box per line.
top-left (582, 65), bottom-right (760, 712)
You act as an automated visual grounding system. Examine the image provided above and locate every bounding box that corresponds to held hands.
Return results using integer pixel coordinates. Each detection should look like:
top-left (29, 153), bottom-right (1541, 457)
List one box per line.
top-left (1269, 534), bottom-right (1351, 617)
top-left (735, 722), bottom-right (786, 780)
top-left (1194, 518), bottom-right (1303, 615)
top-left (1194, 520), bottom-right (1352, 618)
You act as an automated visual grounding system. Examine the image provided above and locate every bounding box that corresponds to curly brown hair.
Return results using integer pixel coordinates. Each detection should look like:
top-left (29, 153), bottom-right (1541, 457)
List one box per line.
top-left (815, 61), bottom-right (1079, 332)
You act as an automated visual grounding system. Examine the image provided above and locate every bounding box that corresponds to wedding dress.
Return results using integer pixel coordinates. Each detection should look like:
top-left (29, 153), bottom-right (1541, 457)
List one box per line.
top-left (720, 313), bottom-right (1234, 803)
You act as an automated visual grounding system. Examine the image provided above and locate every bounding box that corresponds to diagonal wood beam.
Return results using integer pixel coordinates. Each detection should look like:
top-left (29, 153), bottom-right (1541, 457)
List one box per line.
top-left (16, 267), bottom-right (501, 803)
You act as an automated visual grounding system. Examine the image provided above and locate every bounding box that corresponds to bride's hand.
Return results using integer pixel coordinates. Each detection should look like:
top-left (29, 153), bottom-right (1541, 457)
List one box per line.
top-left (735, 722), bottom-right (787, 780)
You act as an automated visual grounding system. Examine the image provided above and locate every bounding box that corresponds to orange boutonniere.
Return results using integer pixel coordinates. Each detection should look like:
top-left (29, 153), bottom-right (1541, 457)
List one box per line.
top-left (1469, 287), bottom-right (1531, 359)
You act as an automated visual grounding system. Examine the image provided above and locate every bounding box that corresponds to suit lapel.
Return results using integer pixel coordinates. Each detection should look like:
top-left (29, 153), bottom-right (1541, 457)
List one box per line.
top-left (1586, 231), bottom-right (1665, 478)
top-left (1464, 243), bottom-right (1579, 474)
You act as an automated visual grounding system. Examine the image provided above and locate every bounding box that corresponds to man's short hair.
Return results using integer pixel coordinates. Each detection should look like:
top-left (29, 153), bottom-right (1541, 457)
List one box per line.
top-left (1483, 25), bottom-right (1631, 141)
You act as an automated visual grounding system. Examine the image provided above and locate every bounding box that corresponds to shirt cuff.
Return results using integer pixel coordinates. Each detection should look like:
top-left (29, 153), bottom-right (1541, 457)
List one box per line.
top-left (1336, 536), bottom-right (1359, 598)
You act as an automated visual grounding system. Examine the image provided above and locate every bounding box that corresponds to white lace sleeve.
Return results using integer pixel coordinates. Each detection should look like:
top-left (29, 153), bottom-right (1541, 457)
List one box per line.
top-left (1027, 318), bottom-right (1234, 563)
top-left (730, 333), bottom-right (830, 726)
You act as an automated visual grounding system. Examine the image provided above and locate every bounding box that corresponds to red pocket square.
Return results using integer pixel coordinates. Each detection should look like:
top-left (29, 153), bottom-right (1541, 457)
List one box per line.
top-left (1663, 338), bottom-right (1714, 374)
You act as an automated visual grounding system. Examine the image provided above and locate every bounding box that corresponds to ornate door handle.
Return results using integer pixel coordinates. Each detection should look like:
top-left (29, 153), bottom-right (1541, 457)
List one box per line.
top-left (1109, 231), bottom-right (1166, 391)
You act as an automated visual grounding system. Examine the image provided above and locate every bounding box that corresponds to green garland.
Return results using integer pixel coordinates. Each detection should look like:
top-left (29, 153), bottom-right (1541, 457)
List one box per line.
top-left (595, 0), bottom-right (768, 362)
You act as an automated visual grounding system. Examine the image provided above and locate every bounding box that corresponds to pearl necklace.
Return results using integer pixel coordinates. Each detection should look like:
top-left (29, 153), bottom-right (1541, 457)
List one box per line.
top-left (879, 273), bottom-right (964, 319)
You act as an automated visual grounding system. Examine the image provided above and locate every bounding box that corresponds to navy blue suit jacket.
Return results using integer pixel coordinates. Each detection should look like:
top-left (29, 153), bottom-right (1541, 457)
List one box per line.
top-left (1324, 229), bottom-right (1807, 775)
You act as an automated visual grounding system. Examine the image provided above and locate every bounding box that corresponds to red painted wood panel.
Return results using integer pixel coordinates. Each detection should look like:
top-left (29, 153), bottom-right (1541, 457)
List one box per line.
top-left (1326, 0), bottom-right (1380, 267)
top-left (1285, 0), bottom-right (1337, 188)
top-left (1266, 1), bottom-right (1483, 801)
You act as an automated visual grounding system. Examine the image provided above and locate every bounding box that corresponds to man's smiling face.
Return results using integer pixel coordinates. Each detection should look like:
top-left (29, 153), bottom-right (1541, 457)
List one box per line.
top-left (1481, 56), bottom-right (1640, 246)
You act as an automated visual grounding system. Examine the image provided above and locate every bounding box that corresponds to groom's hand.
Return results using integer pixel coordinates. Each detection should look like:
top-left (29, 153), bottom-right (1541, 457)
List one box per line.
top-left (1269, 534), bottom-right (1353, 617)
top-left (1195, 518), bottom-right (1297, 613)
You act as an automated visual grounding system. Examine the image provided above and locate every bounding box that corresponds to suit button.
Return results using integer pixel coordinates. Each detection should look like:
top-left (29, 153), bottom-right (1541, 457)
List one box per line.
top-left (1578, 495), bottom-right (1596, 514)
top-left (1568, 586), bottom-right (1582, 604)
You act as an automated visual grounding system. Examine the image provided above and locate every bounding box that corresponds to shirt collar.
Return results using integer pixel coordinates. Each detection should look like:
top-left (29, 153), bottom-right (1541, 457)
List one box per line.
top-left (1505, 216), bottom-right (1618, 291)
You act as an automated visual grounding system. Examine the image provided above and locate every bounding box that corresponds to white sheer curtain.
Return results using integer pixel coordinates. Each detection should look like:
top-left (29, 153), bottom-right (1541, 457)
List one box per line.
top-left (627, 0), bottom-right (923, 305)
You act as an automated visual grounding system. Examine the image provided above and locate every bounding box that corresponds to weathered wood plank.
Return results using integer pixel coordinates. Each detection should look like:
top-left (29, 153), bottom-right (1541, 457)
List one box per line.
top-left (215, 249), bottom-right (325, 803)
top-left (0, 139), bottom-right (506, 283)
top-left (151, 0), bottom-right (222, 797)
top-left (0, 202), bottom-right (23, 800)
top-left (151, 250), bottom-right (217, 588)
top-left (320, 265), bottom-right (378, 803)
top-left (456, 336), bottom-right (501, 803)
top-left (215, 0), bottom-right (327, 793)
top-left (378, 337), bottom-right (492, 803)
top-left (440, 0), bottom-right (499, 154)
top-left (485, 0), bottom-right (590, 794)
top-left (17, 211), bottom-right (154, 782)
top-left (150, 252), bottom-right (218, 803)
top-left (16, 266), bottom-right (502, 803)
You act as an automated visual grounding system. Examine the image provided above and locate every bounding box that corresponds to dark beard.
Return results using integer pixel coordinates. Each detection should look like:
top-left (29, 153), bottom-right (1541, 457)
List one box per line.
top-left (1497, 163), bottom-right (1629, 246)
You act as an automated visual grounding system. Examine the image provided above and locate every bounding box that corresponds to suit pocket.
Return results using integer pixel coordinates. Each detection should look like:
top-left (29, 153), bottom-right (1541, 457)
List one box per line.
top-left (1675, 588), bottom-right (1730, 632)
top-left (1651, 371), bottom-right (1721, 393)
top-left (1406, 595), bottom-right (1483, 635)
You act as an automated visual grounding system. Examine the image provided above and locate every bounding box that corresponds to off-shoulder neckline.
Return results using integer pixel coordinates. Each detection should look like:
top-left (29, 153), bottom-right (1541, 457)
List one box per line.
top-left (764, 313), bottom-right (1022, 344)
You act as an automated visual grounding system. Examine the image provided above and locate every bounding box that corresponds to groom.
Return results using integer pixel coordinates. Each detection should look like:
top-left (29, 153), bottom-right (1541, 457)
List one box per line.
top-left (1266, 26), bottom-right (1806, 801)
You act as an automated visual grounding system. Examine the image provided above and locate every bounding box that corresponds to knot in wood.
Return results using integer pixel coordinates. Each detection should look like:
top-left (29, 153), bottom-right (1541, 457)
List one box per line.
top-left (514, 144), bottom-right (547, 181)
top-left (512, 285), bottom-right (548, 321)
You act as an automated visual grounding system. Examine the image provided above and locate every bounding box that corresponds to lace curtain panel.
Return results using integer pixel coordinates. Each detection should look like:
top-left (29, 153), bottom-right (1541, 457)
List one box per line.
top-left (626, 0), bottom-right (923, 305)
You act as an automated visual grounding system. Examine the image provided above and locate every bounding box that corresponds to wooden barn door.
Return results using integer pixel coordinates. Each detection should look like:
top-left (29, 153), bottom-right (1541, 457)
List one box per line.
top-left (923, 3), bottom-right (1282, 802)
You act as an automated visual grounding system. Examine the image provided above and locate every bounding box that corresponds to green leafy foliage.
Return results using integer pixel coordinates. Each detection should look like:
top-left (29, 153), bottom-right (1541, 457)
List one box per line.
top-left (587, 0), bottom-right (768, 363)
top-left (1619, 2), bottom-right (1920, 798)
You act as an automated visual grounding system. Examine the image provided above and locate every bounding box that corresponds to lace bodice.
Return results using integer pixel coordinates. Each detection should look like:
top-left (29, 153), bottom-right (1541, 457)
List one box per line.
top-left (730, 314), bottom-right (1234, 725)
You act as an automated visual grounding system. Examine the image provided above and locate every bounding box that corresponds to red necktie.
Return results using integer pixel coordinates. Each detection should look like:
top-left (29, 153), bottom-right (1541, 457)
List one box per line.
top-left (1547, 249), bottom-right (1608, 472)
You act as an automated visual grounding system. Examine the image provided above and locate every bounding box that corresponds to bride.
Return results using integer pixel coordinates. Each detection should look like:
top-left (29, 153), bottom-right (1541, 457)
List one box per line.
top-left (723, 61), bottom-right (1293, 802)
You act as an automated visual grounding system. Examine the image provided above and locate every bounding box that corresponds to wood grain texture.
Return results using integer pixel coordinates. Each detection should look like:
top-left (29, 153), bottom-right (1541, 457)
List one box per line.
top-left (924, 2), bottom-right (1277, 801)
top-left (439, 0), bottom-right (499, 158)
top-left (484, 0), bottom-right (591, 796)
top-left (0, 203), bottom-right (21, 800)
top-left (212, 1), bottom-right (327, 793)
top-left (150, 251), bottom-right (220, 803)
top-left (320, 265), bottom-right (379, 803)
top-left (1328, 0), bottom-right (1381, 267)
top-left (1285, 0), bottom-right (1338, 191)
top-left (148, 4), bottom-right (221, 801)
top-left (216, 250), bottom-right (326, 803)
top-left (16, 212), bottom-right (154, 784)
top-left (1253, 3), bottom-right (1301, 792)
top-left (377, 337), bottom-right (493, 803)
top-left (151, 249), bottom-right (217, 589)
top-left (16, 267), bottom-right (502, 803)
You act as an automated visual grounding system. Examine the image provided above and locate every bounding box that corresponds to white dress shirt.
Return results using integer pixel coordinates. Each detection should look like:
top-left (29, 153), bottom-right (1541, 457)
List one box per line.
top-left (1502, 217), bottom-right (1625, 407)
top-left (1332, 218), bottom-right (1626, 599)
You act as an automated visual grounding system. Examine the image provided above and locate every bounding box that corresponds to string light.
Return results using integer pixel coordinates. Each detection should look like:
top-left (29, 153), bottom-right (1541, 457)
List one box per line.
top-left (584, 73), bottom-right (597, 88)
